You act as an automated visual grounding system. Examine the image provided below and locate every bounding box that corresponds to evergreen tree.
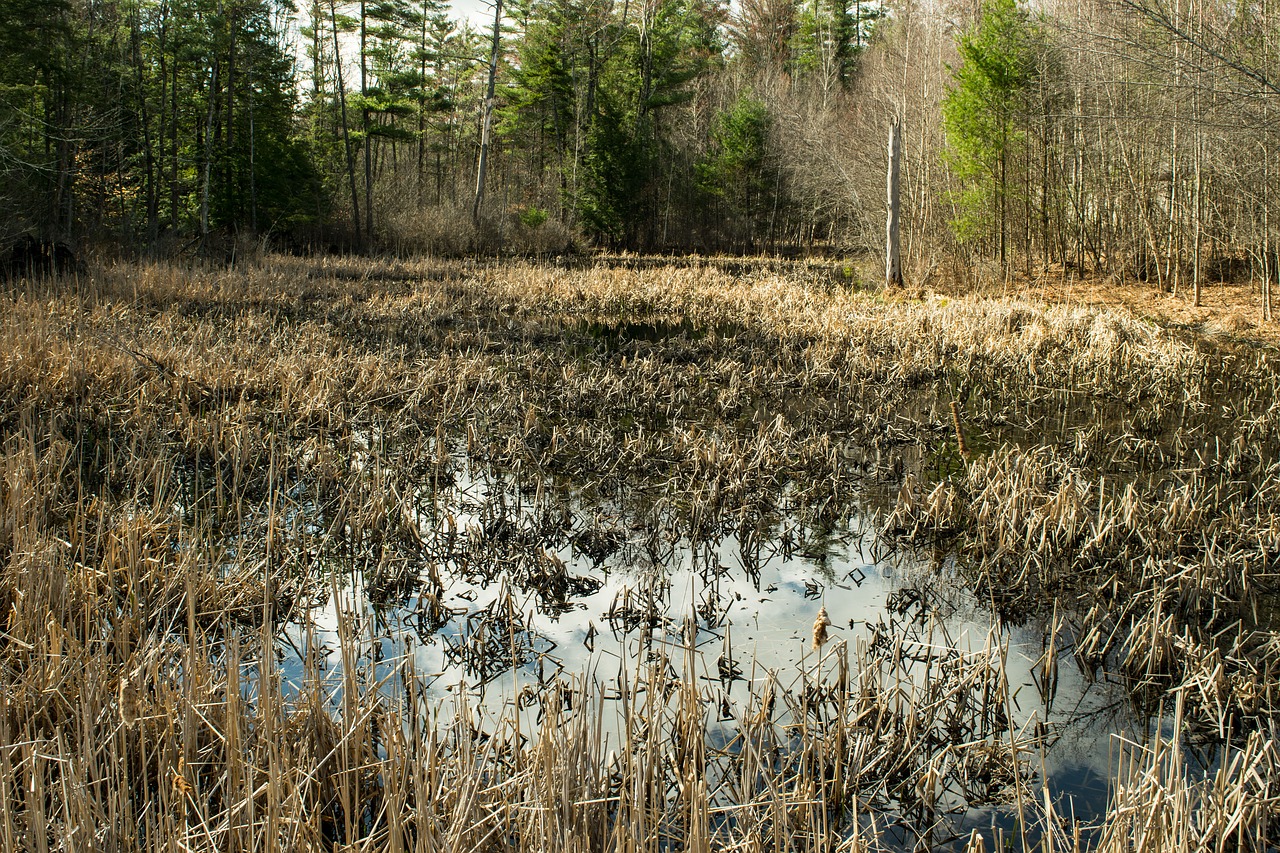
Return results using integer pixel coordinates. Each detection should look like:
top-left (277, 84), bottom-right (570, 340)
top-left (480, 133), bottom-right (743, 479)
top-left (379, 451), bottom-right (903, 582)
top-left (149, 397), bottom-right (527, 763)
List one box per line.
top-left (409, 0), bottom-right (464, 206)
top-left (941, 0), bottom-right (1045, 268)
top-left (577, 91), bottom-right (644, 245)
top-left (362, 0), bottom-right (423, 165)
top-left (696, 94), bottom-right (772, 247)
top-left (0, 0), bottom-right (76, 235)
top-left (500, 0), bottom-right (575, 183)
top-left (790, 0), bottom-right (880, 89)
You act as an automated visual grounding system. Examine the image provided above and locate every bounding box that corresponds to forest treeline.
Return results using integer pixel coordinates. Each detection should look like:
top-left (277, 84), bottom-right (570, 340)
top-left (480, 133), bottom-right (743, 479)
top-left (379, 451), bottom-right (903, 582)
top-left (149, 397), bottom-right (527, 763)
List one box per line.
top-left (1, 0), bottom-right (1278, 293)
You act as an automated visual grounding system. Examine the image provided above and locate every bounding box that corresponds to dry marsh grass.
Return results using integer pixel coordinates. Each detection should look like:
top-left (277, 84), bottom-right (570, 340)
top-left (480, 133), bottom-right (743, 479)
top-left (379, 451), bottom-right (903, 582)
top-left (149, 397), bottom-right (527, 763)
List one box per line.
top-left (0, 255), bottom-right (1277, 850)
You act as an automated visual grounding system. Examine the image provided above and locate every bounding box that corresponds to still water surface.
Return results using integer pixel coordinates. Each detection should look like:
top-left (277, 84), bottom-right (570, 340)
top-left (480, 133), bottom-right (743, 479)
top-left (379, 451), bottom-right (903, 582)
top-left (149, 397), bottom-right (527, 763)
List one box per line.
top-left (275, 456), bottom-right (1150, 840)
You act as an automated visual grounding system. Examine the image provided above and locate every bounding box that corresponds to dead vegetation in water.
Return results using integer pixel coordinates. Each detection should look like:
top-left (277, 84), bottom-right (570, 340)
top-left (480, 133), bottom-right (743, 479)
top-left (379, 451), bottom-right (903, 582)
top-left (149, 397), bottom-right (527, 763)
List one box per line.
top-left (1, 255), bottom-right (1279, 849)
top-left (886, 429), bottom-right (1280, 742)
top-left (0, 527), bottom-right (1039, 853)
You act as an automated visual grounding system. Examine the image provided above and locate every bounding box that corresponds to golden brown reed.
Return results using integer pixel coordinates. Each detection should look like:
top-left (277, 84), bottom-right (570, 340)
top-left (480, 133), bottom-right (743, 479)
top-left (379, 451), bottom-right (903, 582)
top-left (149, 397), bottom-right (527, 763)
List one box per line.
top-left (0, 255), bottom-right (1276, 850)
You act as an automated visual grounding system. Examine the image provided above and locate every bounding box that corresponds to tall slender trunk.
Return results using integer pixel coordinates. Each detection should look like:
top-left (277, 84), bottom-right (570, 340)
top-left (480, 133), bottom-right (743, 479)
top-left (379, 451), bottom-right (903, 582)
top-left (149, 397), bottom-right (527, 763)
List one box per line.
top-left (1263, 179), bottom-right (1271, 322)
top-left (309, 0), bottom-right (327, 224)
top-left (200, 60), bottom-right (220, 238)
top-left (1190, 0), bottom-right (1203, 307)
top-left (417, 3), bottom-right (428, 208)
top-left (361, 0), bottom-right (373, 241)
top-left (473, 0), bottom-right (503, 223)
top-left (1166, 121), bottom-right (1180, 296)
top-left (130, 10), bottom-right (159, 241)
top-left (999, 130), bottom-right (1007, 276)
top-left (227, 8), bottom-right (238, 224)
top-left (331, 0), bottom-right (362, 241)
top-left (249, 86), bottom-right (257, 232)
top-left (1192, 130), bottom-right (1202, 307)
top-left (1266, 0), bottom-right (1275, 322)
top-left (1024, 115), bottom-right (1032, 279)
top-left (311, 1), bottom-right (325, 115)
top-left (171, 43), bottom-right (180, 227)
top-left (1167, 0), bottom-right (1183, 294)
top-left (1265, 110), bottom-right (1273, 323)
top-left (1039, 77), bottom-right (1049, 270)
top-left (886, 118), bottom-right (902, 288)
top-left (157, 2), bottom-right (169, 229)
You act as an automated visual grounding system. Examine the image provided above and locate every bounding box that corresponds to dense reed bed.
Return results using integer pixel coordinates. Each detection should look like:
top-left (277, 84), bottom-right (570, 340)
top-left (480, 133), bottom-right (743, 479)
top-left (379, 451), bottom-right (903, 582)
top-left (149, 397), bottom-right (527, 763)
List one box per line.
top-left (0, 255), bottom-right (1277, 850)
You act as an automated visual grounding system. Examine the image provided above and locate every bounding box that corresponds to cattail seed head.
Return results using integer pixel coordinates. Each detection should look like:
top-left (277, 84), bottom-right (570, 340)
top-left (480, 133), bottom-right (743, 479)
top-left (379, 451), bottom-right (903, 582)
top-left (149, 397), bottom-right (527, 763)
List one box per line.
top-left (812, 606), bottom-right (832, 650)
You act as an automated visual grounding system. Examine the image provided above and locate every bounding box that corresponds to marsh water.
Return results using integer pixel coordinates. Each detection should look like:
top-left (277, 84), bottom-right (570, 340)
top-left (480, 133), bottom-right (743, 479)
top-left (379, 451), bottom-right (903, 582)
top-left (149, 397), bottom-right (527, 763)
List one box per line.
top-left (235, 310), bottom-right (1270, 849)
top-left (11, 258), bottom-right (1279, 851)
top-left (274, 450), bottom-right (1145, 841)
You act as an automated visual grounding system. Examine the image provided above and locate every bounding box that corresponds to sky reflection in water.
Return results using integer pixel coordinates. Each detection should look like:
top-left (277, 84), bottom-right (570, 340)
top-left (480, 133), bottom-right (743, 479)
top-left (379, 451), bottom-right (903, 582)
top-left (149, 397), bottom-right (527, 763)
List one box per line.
top-left (281, 459), bottom-right (1140, 829)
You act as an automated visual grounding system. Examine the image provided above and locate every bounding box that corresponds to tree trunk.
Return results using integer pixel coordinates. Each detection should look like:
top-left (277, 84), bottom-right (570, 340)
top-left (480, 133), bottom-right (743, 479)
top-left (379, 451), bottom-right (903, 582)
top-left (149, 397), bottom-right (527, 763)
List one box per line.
top-left (200, 60), bottom-right (219, 239)
top-left (886, 118), bottom-right (902, 288)
top-left (330, 0), bottom-right (361, 242)
top-left (473, 0), bottom-right (503, 223)
top-left (249, 86), bottom-right (257, 232)
top-left (1167, 121), bottom-right (1180, 296)
top-left (1265, 140), bottom-right (1273, 323)
top-left (1266, 1), bottom-right (1275, 323)
top-left (361, 0), bottom-right (373, 241)
top-left (170, 28), bottom-right (180, 231)
top-left (1192, 129), bottom-right (1202, 307)
top-left (1191, 0), bottom-right (1203, 308)
top-left (999, 128), bottom-right (1007, 276)
top-left (417, 3), bottom-right (428, 208)
top-left (130, 9), bottom-right (159, 242)
top-left (227, 7), bottom-right (238, 224)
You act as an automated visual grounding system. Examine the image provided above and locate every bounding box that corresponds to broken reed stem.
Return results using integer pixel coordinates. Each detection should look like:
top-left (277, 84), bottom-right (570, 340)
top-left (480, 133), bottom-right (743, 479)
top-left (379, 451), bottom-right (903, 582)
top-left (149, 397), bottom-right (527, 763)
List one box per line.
top-left (951, 400), bottom-right (972, 459)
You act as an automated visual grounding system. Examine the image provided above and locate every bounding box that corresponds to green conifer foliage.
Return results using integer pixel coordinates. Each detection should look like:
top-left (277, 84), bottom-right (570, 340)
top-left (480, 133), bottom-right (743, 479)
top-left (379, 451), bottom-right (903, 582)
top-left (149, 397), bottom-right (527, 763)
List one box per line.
top-left (696, 95), bottom-right (772, 248)
top-left (941, 0), bottom-right (1045, 265)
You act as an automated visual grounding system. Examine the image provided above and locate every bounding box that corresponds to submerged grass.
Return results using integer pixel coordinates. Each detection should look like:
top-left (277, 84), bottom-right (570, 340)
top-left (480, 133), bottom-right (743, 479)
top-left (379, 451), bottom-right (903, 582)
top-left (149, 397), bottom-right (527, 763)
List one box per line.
top-left (0, 254), bottom-right (1277, 850)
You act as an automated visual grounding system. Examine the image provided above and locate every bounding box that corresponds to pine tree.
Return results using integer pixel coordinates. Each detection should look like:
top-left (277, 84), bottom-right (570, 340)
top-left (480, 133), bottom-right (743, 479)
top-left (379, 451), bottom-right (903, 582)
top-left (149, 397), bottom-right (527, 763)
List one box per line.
top-left (0, 0), bottom-right (76, 235)
top-left (941, 0), bottom-right (1045, 270)
top-left (696, 94), bottom-right (772, 247)
top-left (500, 0), bottom-right (575, 183)
top-left (790, 0), bottom-right (879, 90)
top-left (577, 91), bottom-right (644, 245)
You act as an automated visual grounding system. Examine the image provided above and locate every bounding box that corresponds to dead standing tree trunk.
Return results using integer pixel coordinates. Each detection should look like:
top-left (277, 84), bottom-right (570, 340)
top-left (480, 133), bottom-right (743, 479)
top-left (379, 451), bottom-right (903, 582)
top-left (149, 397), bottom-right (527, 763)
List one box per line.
top-left (886, 118), bottom-right (903, 288)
